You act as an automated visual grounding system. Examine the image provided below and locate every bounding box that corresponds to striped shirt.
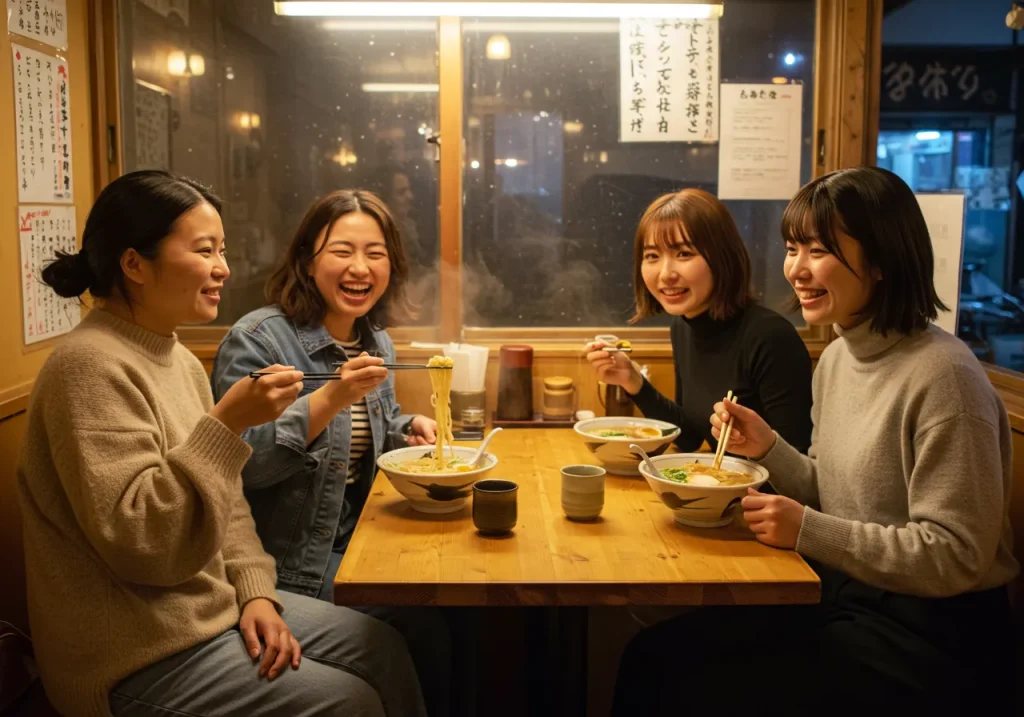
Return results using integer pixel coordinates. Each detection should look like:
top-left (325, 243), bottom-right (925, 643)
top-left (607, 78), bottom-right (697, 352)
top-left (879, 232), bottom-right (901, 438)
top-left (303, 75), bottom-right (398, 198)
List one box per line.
top-left (336, 335), bottom-right (373, 484)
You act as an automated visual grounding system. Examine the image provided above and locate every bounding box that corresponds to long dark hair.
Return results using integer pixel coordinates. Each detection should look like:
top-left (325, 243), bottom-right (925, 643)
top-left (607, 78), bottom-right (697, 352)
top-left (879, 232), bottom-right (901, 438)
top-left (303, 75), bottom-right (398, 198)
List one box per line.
top-left (264, 189), bottom-right (410, 330)
top-left (42, 170), bottom-right (221, 302)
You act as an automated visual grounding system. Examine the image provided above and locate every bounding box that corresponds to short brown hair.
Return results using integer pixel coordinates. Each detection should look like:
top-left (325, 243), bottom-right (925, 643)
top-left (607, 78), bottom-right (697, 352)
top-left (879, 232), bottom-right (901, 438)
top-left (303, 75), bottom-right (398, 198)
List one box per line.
top-left (631, 188), bottom-right (754, 322)
top-left (265, 190), bottom-right (411, 330)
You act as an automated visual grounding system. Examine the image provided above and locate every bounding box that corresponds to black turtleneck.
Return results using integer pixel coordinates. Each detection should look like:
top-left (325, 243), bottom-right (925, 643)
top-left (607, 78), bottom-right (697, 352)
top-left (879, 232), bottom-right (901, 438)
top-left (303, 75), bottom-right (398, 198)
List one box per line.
top-left (631, 304), bottom-right (813, 454)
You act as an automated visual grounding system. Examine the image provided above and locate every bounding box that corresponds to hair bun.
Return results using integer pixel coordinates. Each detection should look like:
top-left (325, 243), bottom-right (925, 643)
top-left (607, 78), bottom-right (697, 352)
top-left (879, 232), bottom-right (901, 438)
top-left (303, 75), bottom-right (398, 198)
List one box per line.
top-left (41, 250), bottom-right (93, 298)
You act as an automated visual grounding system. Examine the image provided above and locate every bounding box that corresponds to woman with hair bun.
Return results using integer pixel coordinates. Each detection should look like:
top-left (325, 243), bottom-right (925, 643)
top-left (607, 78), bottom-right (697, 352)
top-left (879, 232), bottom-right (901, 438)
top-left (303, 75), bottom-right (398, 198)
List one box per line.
top-left (18, 170), bottom-right (426, 717)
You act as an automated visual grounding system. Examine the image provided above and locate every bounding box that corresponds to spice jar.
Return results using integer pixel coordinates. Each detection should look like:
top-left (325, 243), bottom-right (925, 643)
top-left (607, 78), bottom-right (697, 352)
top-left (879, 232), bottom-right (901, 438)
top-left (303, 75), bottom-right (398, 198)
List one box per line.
top-left (542, 376), bottom-right (575, 420)
top-left (497, 344), bottom-right (534, 421)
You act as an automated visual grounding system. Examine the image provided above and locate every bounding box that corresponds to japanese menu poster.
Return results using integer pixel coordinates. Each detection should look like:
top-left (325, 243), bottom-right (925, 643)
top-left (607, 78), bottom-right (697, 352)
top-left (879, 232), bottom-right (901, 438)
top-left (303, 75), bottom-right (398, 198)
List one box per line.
top-left (717, 83), bottom-right (804, 200)
top-left (19, 205), bottom-right (80, 344)
top-left (12, 43), bottom-right (74, 204)
top-left (6, 0), bottom-right (69, 50)
top-left (619, 17), bottom-right (720, 143)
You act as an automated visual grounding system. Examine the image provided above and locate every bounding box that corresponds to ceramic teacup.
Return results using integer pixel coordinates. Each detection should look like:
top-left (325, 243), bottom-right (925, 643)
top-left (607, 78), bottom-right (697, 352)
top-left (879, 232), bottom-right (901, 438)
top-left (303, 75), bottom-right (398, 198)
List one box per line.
top-left (472, 479), bottom-right (519, 535)
top-left (560, 464), bottom-right (606, 522)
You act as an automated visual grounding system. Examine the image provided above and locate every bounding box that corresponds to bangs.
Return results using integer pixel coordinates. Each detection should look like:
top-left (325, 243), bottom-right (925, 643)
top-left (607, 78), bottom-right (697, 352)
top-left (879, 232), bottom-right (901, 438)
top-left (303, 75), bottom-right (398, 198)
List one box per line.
top-left (780, 181), bottom-right (854, 272)
top-left (644, 218), bottom-right (692, 252)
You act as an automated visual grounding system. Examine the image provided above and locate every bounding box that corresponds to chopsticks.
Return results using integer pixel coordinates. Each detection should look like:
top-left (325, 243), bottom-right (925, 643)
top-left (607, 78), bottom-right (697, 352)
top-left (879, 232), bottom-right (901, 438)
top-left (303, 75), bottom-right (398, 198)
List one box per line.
top-left (713, 390), bottom-right (738, 470)
top-left (332, 362), bottom-right (452, 370)
top-left (602, 347), bottom-right (632, 354)
top-left (249, 364), bottom-right (452, 379)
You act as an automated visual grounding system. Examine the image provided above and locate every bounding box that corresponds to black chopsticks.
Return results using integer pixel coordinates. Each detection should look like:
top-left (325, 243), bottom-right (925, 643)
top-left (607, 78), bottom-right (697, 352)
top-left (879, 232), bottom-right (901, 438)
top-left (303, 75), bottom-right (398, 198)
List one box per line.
top-left (249, 364), bottom-right (452, 379)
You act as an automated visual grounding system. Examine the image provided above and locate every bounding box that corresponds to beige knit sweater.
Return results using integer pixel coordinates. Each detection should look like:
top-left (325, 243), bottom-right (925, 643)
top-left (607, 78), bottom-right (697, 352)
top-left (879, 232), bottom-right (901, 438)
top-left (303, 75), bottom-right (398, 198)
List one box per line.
top-left (761, 321), bottom-right (1019, 597)
top-left (17, 309), bottom-right (281, 717)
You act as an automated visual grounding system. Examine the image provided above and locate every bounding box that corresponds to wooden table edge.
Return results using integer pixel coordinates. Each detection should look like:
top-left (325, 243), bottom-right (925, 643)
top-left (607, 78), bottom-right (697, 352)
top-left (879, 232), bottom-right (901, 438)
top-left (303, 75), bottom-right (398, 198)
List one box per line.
top-left (333, 577), bottom-right (822, 607)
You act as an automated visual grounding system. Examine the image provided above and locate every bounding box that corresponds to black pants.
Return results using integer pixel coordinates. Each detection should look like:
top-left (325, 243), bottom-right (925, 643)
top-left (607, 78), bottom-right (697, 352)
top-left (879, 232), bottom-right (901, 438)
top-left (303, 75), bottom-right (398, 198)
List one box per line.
top-left (611, 564), bottom-right (1015, 716)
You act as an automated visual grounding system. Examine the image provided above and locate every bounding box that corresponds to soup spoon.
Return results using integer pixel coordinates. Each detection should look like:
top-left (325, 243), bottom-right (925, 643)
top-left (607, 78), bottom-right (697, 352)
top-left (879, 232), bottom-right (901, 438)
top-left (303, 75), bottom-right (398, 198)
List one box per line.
top-left (468, 427), bottom-right (503, 467)
top-left (630, 443), bottom-right (664, 479)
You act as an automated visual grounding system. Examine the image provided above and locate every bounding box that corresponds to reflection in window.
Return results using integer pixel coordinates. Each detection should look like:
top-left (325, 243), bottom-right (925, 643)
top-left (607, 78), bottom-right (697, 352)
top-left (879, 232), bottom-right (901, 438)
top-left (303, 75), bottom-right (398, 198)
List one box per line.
top-left (461, 1), bottom-right (816, 328)
top-left (117, 1), bottom-right (440, 325)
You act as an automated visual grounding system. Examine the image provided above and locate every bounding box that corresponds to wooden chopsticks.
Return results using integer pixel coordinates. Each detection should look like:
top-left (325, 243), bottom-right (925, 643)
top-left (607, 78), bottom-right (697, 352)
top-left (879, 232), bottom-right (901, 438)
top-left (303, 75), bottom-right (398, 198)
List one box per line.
top-left (713, 390), bottom-right (738, 470)
top-left (249, 364), bottom-right (453, 379)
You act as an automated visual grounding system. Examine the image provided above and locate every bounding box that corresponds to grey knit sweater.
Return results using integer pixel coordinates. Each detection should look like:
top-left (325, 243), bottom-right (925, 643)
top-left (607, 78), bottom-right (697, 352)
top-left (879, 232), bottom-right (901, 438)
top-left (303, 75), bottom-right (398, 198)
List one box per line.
top-left (761, 321), bottom-right (1019, 597)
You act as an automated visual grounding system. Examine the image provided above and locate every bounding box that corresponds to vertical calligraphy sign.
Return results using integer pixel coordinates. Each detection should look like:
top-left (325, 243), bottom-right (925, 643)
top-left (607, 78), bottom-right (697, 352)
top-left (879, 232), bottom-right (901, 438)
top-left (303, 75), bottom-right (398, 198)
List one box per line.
top-left (11, 44), bottom-right (73, 203)
top-left (620, 17), bottom-right (719, 143)
top-left (6, 0), bottom-right (69, 50)
top-left (19, 205), bottom-right (80, 345)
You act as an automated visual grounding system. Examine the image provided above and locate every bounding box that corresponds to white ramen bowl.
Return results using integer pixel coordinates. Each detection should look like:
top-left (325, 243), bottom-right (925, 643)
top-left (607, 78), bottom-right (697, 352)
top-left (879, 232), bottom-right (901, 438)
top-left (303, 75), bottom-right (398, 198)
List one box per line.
top-left (639, 453), bottom-right (769, 528)
top-left (573, 416), bottom-right (680, 476)
top-left (377, 445), bottom-right (498, 514)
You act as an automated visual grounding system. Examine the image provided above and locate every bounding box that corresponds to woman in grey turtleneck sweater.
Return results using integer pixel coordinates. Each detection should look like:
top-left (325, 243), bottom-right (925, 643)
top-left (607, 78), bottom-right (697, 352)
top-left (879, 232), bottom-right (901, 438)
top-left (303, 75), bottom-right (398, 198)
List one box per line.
top-left (612, 167), bottom-right (1018, 715)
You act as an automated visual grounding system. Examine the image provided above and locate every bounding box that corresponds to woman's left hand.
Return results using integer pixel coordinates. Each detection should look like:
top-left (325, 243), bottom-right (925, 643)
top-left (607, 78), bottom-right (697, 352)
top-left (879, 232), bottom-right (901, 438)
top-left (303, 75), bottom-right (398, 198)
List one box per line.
top-left (405, 415), bottom-right (437, 446)
top-left (239, 597), bottom-right (301, 681)
top-left (741, 488), bottom-right (805, 549)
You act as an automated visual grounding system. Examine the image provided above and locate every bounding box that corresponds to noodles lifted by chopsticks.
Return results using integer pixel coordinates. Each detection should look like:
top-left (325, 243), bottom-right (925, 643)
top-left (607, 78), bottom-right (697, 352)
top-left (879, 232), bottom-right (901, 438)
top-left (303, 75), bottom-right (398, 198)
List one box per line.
top-left (427, 355), bottom-right (455, 470)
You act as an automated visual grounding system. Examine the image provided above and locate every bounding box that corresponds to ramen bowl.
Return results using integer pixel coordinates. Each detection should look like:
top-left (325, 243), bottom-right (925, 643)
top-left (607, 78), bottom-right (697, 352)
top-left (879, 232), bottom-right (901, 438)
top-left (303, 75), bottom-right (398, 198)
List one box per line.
top-left (573, 416), bottom-right (681, 476)
top-left (639, 453), bottom-right (769, 528)
top-left (377, 445), bottom-right (498, 514)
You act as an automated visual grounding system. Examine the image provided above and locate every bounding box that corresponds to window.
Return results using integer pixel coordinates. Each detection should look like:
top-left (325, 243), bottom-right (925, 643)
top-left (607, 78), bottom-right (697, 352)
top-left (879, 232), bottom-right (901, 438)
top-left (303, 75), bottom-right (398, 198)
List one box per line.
top-left (110, 1), bottom-right (842, 346)
top-left (116, 0), bottom-right (441, 326)
top-left (460, 0), bottom-right (817, 328)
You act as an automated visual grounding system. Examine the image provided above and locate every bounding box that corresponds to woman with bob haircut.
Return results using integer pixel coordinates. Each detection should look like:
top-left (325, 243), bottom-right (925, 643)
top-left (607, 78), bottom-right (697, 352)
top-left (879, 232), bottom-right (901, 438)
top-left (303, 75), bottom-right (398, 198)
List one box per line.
top-left (212, 189), bottom-right (452, 716)
top-left (587, 187), bottom-right (813, 454)
top-left (611, 167), bottom-right (1018, 714)
top-left (18, 171), bottom-right (426, 717)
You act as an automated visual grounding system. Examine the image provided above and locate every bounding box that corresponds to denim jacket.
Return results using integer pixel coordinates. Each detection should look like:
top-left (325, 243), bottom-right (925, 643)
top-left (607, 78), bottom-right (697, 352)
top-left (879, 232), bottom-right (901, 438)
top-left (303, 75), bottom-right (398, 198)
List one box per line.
top-left (210, 305), bottom-right (413, 598)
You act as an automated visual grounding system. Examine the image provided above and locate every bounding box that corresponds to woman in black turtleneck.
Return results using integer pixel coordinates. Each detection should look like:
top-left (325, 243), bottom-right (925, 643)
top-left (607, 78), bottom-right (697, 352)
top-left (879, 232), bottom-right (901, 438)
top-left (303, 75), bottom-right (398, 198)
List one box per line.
top-left (587, 188), bottom-right (812, 454)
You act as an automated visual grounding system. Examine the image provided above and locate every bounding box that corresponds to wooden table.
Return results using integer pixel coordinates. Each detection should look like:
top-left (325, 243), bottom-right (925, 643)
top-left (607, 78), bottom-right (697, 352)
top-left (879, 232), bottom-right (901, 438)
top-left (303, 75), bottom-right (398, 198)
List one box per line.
top-left (335, 428), bottom-right (820, 607)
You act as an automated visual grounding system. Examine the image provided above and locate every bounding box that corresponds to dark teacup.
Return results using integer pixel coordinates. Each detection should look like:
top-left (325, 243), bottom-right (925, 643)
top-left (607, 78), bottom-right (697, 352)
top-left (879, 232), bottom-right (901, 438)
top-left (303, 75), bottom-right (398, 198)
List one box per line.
top-left (472, 479), bottom-right (518, 536)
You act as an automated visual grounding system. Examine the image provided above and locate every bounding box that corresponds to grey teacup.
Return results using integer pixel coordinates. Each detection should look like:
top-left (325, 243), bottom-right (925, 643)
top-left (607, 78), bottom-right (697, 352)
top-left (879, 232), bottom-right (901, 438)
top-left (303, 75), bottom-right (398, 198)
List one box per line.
top-left (560, 464), bottom-right (606, 522)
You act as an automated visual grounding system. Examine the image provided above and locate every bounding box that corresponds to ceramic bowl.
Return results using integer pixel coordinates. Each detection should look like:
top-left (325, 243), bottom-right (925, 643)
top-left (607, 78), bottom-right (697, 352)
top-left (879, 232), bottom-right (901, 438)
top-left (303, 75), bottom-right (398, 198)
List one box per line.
top-left (377, 445), bottom-right (498, 514)
top-left (572, 416), bottom-right (680, 476)
top-left (638, 452), bottom-right (769, 528)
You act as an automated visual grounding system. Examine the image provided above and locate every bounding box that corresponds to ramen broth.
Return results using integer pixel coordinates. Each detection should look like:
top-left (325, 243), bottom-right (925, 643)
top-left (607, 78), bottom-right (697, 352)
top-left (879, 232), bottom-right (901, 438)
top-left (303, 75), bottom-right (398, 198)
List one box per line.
top-left (659, 463), bottom-right (753, 487)
top-left (587, 425), bottom-right (663, 439)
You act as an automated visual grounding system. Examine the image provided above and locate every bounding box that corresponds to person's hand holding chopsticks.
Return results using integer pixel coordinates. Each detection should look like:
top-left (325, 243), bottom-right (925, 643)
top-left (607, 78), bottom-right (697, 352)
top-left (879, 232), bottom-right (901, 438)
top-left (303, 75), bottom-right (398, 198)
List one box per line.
top-left (709, 396), bottom-right (777, 460)
top-left (324, 352), bottom-right (389, 411)
top-left (211, 364), bottom-right (304, 434)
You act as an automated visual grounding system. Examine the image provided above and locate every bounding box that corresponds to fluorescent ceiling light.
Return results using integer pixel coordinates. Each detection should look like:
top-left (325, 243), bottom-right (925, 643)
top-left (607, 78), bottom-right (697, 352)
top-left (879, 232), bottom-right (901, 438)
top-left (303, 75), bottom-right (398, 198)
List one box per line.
top-left (277, 3), bottom-right (723, 20)
top-left (361, 82), bottom-right (439, 92)
top-left (322, 19), bottom-right (621, 32)
top-left (915, 130), bottom-right (941, 141)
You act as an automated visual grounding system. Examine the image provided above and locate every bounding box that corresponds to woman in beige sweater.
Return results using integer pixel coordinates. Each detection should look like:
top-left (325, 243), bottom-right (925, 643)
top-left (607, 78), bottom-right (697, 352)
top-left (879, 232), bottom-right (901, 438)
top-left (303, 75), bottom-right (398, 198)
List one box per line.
top-left (17, 170), bottom-right (426, 717)
top-left (612, 167), bottom-right (1018, 714)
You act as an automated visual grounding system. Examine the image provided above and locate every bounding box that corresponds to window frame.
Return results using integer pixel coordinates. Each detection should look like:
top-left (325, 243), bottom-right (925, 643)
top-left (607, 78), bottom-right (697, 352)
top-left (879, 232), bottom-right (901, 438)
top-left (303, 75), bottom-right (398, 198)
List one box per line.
top-left (91, 0), bottom-right (880, 364)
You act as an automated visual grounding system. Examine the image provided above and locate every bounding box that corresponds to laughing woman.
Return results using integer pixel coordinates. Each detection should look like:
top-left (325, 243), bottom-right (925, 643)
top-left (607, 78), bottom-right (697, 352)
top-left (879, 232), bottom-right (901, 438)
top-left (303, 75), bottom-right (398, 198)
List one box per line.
top-left (587, 188), bottom-right (813, 454)
top-left (612, 168), bottom-right (1018, 714)
top-left (18, 172), bottom-right (425, 717)
top-left (211, 189), bottom-right (451, 716)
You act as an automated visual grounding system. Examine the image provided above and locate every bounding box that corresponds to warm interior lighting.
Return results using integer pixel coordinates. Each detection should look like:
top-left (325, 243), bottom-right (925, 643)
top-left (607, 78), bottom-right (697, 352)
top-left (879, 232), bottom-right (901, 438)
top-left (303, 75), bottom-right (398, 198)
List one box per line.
top-left (771, 76), bottom-right (788, 85)
top-left (238, 112), bottom-right (252, 129)
top-left (250, 113), bottom-right (261, 129)
top-left (486, 33), bottom-right (511, 60)
top-left (321, 19), bottom-right (621, 32)
top-left (188, 53), bottom-right (206, 76)
top-left (167, 50), bottom-right (188, 76)
top-left (361, 82), bottom-right (440, 93)
top-left (276, 2), bottom-right (723, 20)
top-left (563, 120), bottom-right (584, 134)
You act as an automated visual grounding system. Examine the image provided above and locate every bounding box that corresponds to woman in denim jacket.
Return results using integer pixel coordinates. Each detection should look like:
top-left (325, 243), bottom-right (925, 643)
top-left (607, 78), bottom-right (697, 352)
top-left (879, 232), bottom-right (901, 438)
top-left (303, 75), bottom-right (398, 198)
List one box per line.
top-left (212, 190), bottom-right (452, 716)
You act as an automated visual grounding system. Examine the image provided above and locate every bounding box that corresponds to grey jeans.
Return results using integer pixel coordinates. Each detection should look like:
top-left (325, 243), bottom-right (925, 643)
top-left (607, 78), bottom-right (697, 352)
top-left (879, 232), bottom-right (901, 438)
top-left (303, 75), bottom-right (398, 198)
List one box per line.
top-left (108, 591), bottom-right (427, 717)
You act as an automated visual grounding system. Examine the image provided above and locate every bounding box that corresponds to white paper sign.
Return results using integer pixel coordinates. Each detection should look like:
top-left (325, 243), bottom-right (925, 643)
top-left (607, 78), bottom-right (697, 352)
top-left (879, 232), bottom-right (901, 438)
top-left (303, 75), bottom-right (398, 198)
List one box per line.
top-left (717, 83), bottom-right (802, 200)
top-left (6, 0), bottom-right (68, 50)
top-left (19, 205), bottom-right (80, 344)
top-left (12, 44), bottom-right (74, 203)
top-left (916, 193), bottom-right (965, 335)
top-left (619, 17), bottom-right (719, 143)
